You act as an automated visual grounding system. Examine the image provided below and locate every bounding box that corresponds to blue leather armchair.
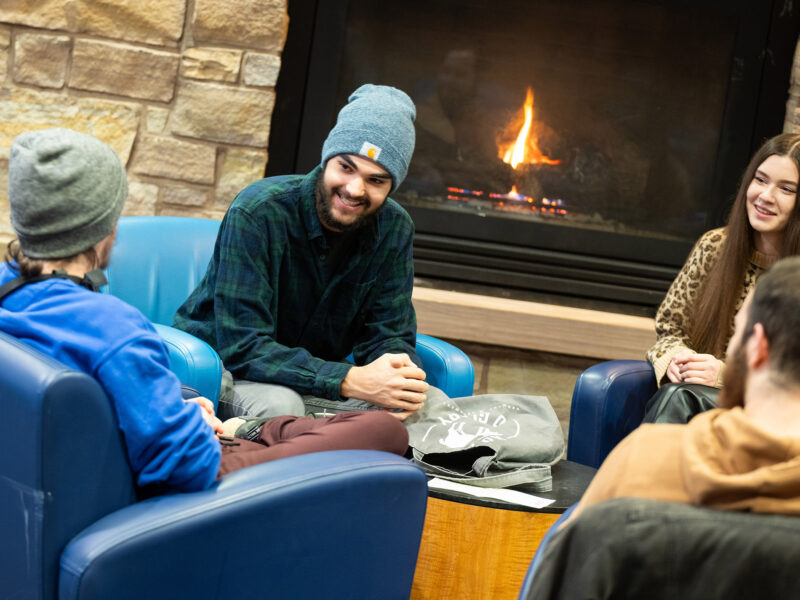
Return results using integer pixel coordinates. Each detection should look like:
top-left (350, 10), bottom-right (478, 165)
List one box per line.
top-left (105, 216), bottom-right (475, 400)
top-left (566, 360), bottom-right (656, 468)
top-left (150, 321), bottom-right (223, 407)
top-left (0, 330), bottom-right (429, 600)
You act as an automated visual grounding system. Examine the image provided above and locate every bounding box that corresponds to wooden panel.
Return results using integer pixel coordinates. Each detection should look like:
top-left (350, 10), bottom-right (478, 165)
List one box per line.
top-left (413, 287), bottom-right (655, 360)
top-left (411, 497), bottom-right (560, 600)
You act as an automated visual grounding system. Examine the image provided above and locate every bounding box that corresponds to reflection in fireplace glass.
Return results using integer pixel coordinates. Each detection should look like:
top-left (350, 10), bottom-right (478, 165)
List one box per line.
top-left (337, 0), bottom-right (737, 243)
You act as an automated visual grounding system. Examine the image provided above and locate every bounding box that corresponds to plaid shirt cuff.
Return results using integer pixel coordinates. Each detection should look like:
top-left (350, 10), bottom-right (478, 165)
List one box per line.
top-left (312, 361), bottom-right (353, 401)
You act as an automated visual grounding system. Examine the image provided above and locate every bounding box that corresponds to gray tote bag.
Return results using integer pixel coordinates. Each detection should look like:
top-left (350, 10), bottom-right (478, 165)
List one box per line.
top-left (405, 394), bottom-right (565, 491)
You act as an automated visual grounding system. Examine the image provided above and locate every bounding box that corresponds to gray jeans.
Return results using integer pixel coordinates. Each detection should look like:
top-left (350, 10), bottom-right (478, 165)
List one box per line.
top-left (217, 370), bottom-right (451, 420)
top-left (218, 369), bottom-right (379, 419)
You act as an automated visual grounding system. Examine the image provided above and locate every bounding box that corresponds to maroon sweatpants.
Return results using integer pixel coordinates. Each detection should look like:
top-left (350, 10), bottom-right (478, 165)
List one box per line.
top-left (217, 410), bottom-right (409, 477)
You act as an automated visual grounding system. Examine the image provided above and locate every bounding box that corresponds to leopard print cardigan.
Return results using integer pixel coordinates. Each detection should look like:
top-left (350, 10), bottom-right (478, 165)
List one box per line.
top-left (646, 228), bottom-right (776, 387)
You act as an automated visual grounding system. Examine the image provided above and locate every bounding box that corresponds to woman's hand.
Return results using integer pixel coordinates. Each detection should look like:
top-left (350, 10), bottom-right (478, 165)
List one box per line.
top-left (668, 351), bottom-right (722, 386)
top-left (666, 349), bottom-right (693, 383)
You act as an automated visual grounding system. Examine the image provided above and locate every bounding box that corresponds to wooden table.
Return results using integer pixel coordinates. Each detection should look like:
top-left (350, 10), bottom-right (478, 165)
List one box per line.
top-left (410, 460), bottom-right (596, 599)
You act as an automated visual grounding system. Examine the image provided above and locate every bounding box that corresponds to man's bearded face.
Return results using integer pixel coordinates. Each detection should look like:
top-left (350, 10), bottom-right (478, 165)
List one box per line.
top-left (718, 341), bottom-right (747, 409)
top-left (96, 228), bottom-right (117, 270)
top-left (718, 293), bottom-right (753, 409)
top-left (315, 154), bottom-right (391, 233)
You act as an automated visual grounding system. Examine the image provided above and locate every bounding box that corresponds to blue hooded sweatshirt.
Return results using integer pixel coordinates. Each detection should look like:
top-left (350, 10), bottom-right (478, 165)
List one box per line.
top-left (0, 262), bottom-right (221, 493)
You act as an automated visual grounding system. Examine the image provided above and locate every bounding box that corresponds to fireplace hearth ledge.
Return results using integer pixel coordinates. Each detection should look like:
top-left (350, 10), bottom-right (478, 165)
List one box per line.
top-left (412, 287), bottom-right (655, 361)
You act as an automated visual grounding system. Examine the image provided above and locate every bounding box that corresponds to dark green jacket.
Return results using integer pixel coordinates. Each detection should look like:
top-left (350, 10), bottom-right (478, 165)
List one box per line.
top-left (526, 497), bottom-right (800, 599)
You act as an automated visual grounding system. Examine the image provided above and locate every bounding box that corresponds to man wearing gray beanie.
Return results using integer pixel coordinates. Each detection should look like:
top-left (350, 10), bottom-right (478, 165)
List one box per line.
top-left (175, 84), bottom-right (431, 422)
top-left (1, 127), bottom-right (407, 495)
top-left (0, 128), bottom-right (224, 493)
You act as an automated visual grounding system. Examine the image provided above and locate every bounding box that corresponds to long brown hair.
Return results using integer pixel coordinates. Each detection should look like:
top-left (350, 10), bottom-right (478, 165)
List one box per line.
top-left (4, 240), bottom-right (98, 278)
top-left (689, 133), bottom-right (800, 356)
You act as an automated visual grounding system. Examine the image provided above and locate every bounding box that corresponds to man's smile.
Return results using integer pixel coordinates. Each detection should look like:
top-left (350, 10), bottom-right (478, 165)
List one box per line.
top-left (333, 189), bottom-right (367, 211)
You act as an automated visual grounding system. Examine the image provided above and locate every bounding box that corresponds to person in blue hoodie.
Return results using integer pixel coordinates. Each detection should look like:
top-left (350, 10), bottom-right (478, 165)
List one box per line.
top-left (0, 128), bottom-right (408, 496)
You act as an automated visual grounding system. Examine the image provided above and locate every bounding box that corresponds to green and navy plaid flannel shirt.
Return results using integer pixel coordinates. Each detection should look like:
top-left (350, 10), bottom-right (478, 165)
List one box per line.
top-left (174, 167), bottom-right (419, 401)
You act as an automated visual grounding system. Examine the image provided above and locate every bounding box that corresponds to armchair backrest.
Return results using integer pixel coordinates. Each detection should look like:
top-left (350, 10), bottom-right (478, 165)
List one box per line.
top-left (0, 331), bottom-right (136, 600)
top-left (523, 497), bottom-right (800, 599)
top-left (105, 216), bottom-right (220, 325)
top-left (567, 360), bottom-right (656, 467)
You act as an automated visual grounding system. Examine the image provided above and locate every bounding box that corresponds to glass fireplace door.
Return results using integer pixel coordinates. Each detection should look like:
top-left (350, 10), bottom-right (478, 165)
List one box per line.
top-left (338, 0), bottom-right (735, 243)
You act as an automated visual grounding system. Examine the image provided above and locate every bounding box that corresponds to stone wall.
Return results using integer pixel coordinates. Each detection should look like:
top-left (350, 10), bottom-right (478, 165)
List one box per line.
top-left (0, 0), bottom-right (287, 246)
top-left (786, 38), bottom-right (800, 134)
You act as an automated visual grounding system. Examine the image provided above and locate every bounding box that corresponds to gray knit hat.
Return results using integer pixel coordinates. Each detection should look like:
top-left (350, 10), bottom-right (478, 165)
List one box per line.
top-left (321, 84), bottom-right (416, 192)
top-left (9, 128), bottom-right (127, 258)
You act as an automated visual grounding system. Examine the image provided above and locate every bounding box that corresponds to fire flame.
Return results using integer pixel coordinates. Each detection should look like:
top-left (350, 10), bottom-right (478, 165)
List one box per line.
top-left (499, 87), bottom-right (560, 169)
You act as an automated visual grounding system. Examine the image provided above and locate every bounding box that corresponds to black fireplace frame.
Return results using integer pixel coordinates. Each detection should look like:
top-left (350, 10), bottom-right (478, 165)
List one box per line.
top-left (266, 0), bottom-right (799, 312)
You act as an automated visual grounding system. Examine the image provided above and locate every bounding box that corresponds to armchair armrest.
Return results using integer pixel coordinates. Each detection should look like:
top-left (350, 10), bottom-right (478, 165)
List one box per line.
top-left (416, 333), bottom-right (475, 398)
top-left (566, 360), bottom-right (656, 468)
top-left (153, 323), bottom-right (222, 408)
top-left (60, 450), bottom-right (428, 600)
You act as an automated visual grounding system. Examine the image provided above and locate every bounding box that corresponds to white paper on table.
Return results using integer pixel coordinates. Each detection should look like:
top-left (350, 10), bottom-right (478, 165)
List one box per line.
top-left (427, 477), bottom-right (556, 509)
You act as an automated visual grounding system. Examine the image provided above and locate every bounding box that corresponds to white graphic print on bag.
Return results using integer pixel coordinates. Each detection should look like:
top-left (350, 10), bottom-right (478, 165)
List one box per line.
top-left (422, 403), bottom-right (522, 451)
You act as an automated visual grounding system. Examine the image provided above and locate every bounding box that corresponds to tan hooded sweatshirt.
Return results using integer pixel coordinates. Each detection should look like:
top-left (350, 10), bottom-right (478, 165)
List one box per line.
top-left (568, 408), bottom-right (800, 524)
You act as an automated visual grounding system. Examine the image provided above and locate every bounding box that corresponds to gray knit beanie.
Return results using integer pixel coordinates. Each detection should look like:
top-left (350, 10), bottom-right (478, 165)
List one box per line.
top-left (321, 84), bottom-right (416, 192)
top-left (9, 128), bottom-right (127, 258)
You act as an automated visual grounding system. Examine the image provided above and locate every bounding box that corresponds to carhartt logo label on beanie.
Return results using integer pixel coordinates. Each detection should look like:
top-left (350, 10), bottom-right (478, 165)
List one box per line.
top-left (359, 141), bottom-right (382, 161)
top-left (321, 84), bottom-right (416, 193)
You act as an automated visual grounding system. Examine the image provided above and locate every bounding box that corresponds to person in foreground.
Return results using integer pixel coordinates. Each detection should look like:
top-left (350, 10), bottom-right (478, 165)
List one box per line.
top-left (175, 84), bottom-right (431, 421)
top-left (567, 255), bottom-right (800, 524)
top-left (647, 133), bottom-right (799, 389)
top-left (0, 128), bottom-right (408, 496)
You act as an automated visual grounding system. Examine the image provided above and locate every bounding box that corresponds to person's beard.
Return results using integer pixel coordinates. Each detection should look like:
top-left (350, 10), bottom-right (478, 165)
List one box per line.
top-left (96, 234), bottom-right (115, 270)
top-left (718, 342), bottom-right (748, 409)
top-left (314, 173), bottom-right (383, 233)
top-left (97, 245), bottom-right (112, 270)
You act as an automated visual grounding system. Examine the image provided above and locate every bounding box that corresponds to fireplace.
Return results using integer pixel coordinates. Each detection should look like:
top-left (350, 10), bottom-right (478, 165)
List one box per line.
top-left (267, 0), bottom-right (798, 313)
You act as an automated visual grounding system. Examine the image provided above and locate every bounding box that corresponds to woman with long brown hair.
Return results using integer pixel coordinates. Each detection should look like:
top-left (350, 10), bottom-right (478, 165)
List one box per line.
top-left (647, 132), bottom-right (800, 390)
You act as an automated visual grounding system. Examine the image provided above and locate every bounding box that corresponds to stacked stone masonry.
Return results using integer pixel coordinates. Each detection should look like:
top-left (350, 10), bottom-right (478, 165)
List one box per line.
top-left (786, 40), bottom-right (800, 134)
top-left (0, 0), bottom-right (286, 244)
